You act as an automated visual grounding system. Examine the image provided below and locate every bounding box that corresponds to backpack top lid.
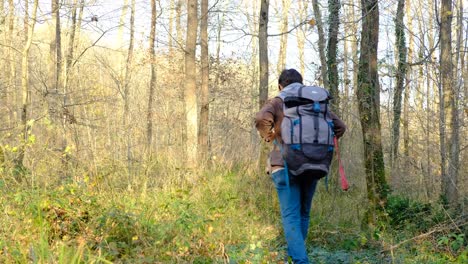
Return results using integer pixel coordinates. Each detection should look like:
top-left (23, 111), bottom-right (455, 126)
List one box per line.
top-left (278, 83), bottom-right (330, 103)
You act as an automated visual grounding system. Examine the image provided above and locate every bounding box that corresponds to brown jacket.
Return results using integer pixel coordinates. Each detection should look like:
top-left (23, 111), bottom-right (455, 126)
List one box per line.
top-left (255, 97), bottom-right (346, 168)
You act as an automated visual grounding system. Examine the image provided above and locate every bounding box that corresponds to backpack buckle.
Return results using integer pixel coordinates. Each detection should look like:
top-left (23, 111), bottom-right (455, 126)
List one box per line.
top-left (313, 102), bottom-right (321, 113)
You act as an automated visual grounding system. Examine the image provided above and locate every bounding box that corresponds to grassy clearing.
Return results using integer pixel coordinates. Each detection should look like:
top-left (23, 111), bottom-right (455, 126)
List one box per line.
top-left (0, 164), bottom-right (466, 263)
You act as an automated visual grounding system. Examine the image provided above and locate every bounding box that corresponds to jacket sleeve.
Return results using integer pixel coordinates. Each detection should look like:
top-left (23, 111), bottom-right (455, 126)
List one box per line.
top-left (255, 98), bottom-right (280, 142)
top-left (329, 111), bottom-right (347, 138)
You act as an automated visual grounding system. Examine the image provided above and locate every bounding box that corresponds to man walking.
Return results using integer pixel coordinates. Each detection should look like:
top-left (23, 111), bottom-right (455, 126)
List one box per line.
top-left (255, 69), bottom-right (346, 263)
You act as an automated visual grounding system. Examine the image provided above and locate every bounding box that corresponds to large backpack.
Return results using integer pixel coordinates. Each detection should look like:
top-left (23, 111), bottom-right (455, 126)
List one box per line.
top-left (277, 83), bottom-right (335, 178)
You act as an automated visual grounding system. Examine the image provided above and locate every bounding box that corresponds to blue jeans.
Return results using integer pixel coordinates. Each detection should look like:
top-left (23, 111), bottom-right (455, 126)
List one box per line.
top-left (271, 168), bottom-right (319, 264)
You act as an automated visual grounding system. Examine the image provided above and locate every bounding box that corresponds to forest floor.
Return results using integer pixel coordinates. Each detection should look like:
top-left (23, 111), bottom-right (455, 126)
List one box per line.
top-left (0, 164), bottom-right (466, 263)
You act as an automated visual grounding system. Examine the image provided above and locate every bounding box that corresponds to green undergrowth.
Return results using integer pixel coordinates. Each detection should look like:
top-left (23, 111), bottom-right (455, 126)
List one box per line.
top-left (0, 165), bottom-right (466, 263)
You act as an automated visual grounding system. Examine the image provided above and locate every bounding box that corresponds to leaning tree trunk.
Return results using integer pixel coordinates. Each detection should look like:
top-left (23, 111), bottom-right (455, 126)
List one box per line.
top-left (357, 0), bottom-right (388, 224)
top-left (184, 0), bottom-right (198, 167)
top-left (390, 0), bottom-right (407, 186)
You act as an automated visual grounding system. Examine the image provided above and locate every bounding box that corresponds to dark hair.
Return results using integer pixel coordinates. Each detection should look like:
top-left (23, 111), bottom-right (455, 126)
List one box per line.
top-left (278, 69), bottom-right (303, 87)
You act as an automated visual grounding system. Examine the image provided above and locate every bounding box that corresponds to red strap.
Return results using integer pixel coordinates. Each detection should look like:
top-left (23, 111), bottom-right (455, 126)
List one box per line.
top-left (334, 137), bottom-right (349, 191)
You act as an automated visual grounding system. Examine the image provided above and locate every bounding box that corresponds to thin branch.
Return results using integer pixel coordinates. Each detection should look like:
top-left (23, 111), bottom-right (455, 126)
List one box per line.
top-left (72, 25), bottom-right (119, 67)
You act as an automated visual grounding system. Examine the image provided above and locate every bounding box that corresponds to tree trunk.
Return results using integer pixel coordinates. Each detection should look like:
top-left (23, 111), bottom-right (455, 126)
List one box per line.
top-left (63, 0), bottom-right (78, 94)
top-left (327, 0), bottom-right (341, 112)
top-left (403, 0), bottom-right (414, 174)
top-left (61, 0), bottom-right (80, 178)
top-left (176, 0), bottom-right (184, 47)
top-left (277, 0), bottom-right (290, 74)
top-left (297, 0), bottom-right (308, 76)
top-left (312, 0), bottom-right (328, 88)
top-left (75, 0), bottom-right (85, 50)
top-left (7, 0), bottom-right (15, 123)
top-left (118, 0), bottom-right (129, 50)
top-left (0, 1), bottom-right (4, 27)
top-left (47, 0), bottom-right (62, 129)
top-left (184, 0), bottom-right (198, 167)
top-left (259, 0), bottom-right (269, 109)
top-left (342, 19), bottom-right (349, 121)
top-left (351, 1), bottom-right (359, 97)
top-left (123, 0), bottom-right (135, 175)
top-left (258, 0), bottom-right (269, 171)
top-left (52, 0), bottom-right (62, 94)
top-left (247, 1), bottom-right (258, 147)
top-left (426, 0), bottom-right (436, 198)
top-left (439, 0), bottom-right (458, 206)
top-left (198, 0), bottom-right (209, 162)
top-left (16, 0), bottom-right (38, 171)
top-left (390, 0), bottom-right (407, 185)
top-left (147, 0), bottom-right (157, 155)
top-left (168, 0), bottom-right (175, 55)
top-left (357, 0), bottom-right (388, 224)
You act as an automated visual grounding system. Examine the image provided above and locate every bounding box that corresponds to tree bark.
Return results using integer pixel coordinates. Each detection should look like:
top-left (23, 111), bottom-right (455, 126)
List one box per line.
top-left (147, 0), bottom-right (157, 155)
top-left (184, 0), bottom-right (198, 167)
top-left (312, 0), bottom-right (328, 88)
top-left (357, 0), bottom-right (388, 223)
top-left (198, 0), bottom-right (209, 162)
top-left (327, 0), bottom-right (341, 112)
top-left (390, 0), bottom-right (407, 184)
